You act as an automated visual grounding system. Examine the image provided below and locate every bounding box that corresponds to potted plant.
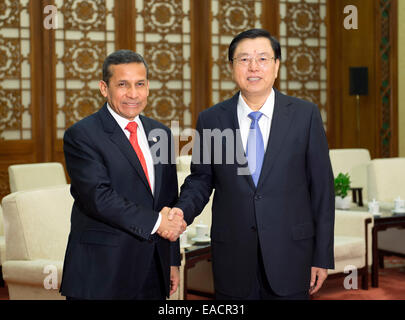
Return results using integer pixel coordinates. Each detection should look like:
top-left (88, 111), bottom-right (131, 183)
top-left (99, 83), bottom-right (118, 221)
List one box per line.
top-left (334, 172), bottom-right (352, 209)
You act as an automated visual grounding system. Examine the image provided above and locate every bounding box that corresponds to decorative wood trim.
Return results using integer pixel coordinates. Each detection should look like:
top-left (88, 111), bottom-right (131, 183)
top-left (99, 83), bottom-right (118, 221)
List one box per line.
top-left (262, 0), bottom-right (280, 90)
top-left (114, 0), bottom-right (135, 50)
top-left (262, 0), bottom-right (280, 36)
top-left (191, 0), bottom-right (211, 127)
top-left (327, 0), bottom-right (342, 148)
top-left (376, 0), bottom-right (398, 157)
top-left (41, 0), bottom-right (57, 163)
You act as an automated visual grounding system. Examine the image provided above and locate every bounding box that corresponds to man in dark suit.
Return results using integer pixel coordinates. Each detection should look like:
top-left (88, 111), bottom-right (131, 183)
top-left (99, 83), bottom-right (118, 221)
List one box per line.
top-left (168, 29), bottom-right (335, 300)
top-left (60, 50), bottom-right (186, 300)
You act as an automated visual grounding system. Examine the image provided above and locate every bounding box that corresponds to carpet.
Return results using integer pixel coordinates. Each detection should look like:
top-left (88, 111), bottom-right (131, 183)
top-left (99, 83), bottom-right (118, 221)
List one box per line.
top-left (312, 256), bottom-right (405, 300)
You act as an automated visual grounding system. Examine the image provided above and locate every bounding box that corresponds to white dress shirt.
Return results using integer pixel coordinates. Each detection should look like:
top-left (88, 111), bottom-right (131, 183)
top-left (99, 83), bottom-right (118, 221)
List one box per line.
top-left (237, 89), bottom-right (275, 153)
top-left (107, 103), bottom-right (161, 234)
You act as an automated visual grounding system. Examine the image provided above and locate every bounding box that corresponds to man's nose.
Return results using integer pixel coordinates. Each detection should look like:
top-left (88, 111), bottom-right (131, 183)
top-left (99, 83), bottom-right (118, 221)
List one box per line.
top-left (126, 85), bottom-right (138, 98)
top-left (248, 57), bottom-right (260, 70)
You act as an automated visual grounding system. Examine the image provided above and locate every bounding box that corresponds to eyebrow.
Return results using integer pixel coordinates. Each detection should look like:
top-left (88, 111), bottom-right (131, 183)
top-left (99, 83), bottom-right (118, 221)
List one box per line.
top-left (236, 52), bottom-right (271, 57)
top-left (117, 79), bottom-right (146, 82)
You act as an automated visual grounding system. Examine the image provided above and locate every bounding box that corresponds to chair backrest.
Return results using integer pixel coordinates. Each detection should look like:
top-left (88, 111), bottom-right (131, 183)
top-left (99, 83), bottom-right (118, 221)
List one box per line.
top-left (1, 184), bottom-right (73, 261)
top-left (367, 158), bottom-right (405, 202)
top-left (176, 156), bottom-right (212, 231)
top-left (0, 205), bottom-right (4, 237)
top-left (8, 162), bottom-right (67, 193)
top-left (176, 155), bottom-right (192, 173)
top-left (329, 148), bottom-right (371, 200)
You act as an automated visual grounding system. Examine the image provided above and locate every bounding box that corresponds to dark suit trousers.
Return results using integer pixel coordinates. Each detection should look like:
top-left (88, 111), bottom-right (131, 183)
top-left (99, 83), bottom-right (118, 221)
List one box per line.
top-left (215, 242), bottom-right (309, 300)
top-left (66, 246), bottom-right (166, 300)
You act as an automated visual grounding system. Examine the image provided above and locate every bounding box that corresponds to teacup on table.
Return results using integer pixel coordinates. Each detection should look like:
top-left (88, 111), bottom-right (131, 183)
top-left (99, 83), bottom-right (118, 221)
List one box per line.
top-left (195, 224), bottom-right (209, 239)
top-left (394, 197), bottom-right (405, 212)
top-left (368, 199), bottom-right (380, 215)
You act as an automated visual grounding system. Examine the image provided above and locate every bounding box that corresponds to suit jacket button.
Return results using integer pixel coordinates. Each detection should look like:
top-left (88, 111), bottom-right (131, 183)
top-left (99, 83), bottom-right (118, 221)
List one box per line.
top-left (251, 226), bottom-right (257, 232)
top-left (255, 195), bottom-right (262, 200)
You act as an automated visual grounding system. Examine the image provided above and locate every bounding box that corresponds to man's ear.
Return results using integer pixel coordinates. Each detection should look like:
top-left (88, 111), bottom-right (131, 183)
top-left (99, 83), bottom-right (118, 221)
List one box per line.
top-left (99, 80), bottom-right (108, 98)
top-left (229, 62), bottom-right (234, 80)
top-left (274, 59), bottom-right (280, 79)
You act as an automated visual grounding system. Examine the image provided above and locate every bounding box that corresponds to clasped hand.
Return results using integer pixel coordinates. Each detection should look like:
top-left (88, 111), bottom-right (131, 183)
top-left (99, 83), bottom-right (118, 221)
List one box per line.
top-left (157, 207), bottom-right (186, 241)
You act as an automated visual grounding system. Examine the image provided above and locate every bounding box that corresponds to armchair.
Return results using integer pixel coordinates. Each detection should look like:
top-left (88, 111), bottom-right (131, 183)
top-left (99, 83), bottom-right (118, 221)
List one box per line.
top-left (329, 148), bottom-right (371, 202)
top-left (328, 210), bottom-right (373, 289)
top-left (8, 162), bottom-right (67, 193)
top-left (0, 206), bottom-right (5, 287)
top-left (1, 184), bottom-right (73, 299)
top-left (367, 158), bottom-right (405, 259)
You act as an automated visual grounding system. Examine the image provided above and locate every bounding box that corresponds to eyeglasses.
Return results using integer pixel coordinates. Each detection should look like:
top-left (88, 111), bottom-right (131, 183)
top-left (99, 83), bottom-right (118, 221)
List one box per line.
top-left (232, 55), bottom-right (275, 67)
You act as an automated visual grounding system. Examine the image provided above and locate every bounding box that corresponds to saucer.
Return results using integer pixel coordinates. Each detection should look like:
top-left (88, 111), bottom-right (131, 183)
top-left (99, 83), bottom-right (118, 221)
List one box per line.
top-left (392, 208), bottom-right (405, 214)
top-left (180, 243), bottom-right (192, 248)
top-left (192, 236), bottom-right (211, 243)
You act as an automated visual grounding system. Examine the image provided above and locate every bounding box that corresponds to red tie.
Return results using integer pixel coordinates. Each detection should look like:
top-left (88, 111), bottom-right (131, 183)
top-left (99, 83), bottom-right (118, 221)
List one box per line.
top-left (125, 121), bottom-right (151, 189)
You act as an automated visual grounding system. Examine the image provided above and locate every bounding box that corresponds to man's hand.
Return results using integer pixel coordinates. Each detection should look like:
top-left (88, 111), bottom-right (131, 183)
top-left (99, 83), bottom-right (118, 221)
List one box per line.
top-left (157, 207), bottom-right (186, 241)
top-left (168, 207), bottom-right (184, 221)
top-left (169, 266), bottom-right (180, 296)
top-left (309, 267), bottom-right (328, 295)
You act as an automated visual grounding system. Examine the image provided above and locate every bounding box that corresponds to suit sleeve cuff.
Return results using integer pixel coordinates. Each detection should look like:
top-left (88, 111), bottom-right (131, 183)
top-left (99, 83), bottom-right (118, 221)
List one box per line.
top-left (151, 212), bottom-right (162, 234)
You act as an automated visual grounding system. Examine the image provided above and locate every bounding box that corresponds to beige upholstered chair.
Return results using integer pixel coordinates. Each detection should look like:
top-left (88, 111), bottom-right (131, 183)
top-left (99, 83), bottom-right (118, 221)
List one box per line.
top-left (367, 158), bottom-right (405, 258)
top-left (1, 184), bottom-right (73, 299)
top-left (329, 148), bottom-right (371, 201)
top-left (328, 210), bottom-right (373, 289)
top-left (8, 162), bottom-right (67, 193)
top-left (176, 155), bottom-right (215, 296)
top-left (0, 205), bottom-right (5, 286)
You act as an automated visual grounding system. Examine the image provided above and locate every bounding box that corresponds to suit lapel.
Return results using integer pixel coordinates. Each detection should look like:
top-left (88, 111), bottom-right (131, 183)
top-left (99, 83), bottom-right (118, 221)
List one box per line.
top-left (218, 93), bottom-right (256, 190)
top-left (98, 105), bottom-right (153, 195)
top-left (256, 89), bottom-right (294, 189)
top-left (140, 115), bottom-right (163, 202)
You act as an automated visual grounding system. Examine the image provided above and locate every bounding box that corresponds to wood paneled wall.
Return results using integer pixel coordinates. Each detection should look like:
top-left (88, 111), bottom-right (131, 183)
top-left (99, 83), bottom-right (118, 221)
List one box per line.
top-left (0, 0), bottom-right (398, 200)
top-left (328, 0), bottom-right (398, 158)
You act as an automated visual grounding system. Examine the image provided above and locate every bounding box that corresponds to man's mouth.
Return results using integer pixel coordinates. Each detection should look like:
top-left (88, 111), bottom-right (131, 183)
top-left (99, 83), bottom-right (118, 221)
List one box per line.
top-left (247, 77), bottom-right (261, 82)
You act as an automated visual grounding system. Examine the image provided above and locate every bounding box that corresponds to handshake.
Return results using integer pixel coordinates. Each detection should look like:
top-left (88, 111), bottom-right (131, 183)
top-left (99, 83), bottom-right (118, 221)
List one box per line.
top-left (157, 207), bottom-right (186, 242)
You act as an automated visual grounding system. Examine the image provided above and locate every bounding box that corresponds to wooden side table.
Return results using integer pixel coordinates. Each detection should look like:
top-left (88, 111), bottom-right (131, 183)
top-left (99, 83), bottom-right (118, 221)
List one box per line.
top-left (371, 213), bottom-right (405, 287)
top-left (182, 243), bottom-right (212, 300)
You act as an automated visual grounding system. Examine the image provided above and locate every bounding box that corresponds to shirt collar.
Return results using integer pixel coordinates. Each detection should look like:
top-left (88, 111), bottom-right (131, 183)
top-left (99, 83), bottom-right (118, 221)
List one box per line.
top-left (238, 89), bottom-right (275, 119)
top-left (106, 103), bottom-right (142, 131)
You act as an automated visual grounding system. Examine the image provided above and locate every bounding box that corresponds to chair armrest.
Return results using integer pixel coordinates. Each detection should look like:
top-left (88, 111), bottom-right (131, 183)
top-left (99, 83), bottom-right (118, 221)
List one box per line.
top-left (2, 259), bottom-right (63, 286)
top-left (335, 210), bottom-right (373, 237)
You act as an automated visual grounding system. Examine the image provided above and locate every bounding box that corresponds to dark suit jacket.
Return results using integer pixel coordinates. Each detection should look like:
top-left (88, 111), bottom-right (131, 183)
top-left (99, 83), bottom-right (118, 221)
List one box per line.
top-left (176, 90), bottom-right (335, 297)
top-left (60, 103), bottom-right (179, 299)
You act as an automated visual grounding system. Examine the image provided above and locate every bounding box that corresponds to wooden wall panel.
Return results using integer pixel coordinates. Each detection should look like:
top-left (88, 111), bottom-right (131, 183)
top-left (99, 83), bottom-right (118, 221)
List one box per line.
top-left (0, 0), bottom-right (398, 199)
top-left (329, 0), bottom-right (378, 156)
top-left (329, 0), bottom-right (398, 158)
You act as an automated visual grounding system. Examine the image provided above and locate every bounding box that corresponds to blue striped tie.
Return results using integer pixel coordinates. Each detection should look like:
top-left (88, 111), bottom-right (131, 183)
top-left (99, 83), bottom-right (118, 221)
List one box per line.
top-left (246, 111), bottom-right (264, 186)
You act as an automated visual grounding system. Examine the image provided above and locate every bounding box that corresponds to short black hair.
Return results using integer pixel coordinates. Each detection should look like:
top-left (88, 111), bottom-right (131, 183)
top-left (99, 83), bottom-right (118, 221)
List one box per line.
top-left (102, 50), bottom-right (149, 84)
top-left (228, 28), bottom-right (281, 62)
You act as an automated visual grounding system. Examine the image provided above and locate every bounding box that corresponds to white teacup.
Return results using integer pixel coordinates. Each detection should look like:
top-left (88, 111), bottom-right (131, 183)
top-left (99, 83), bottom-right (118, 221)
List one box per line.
top-left (195, 224), bottom-right (209, 239)
top-left (394, 197), bottom-right (405, 212)
top-left (368, 199), bottom-right (380, 215)
top-left (180, 230), bottom-right (189, 247)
